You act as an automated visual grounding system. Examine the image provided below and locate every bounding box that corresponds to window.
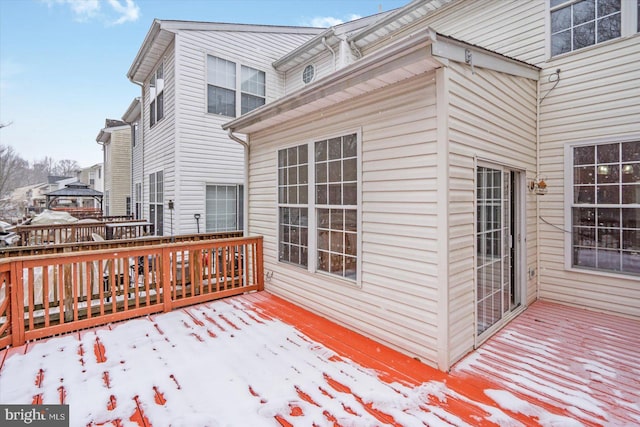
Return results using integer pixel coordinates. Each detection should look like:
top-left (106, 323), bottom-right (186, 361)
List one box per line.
top-left (132, 123), bottom-right (138, 147)
top-left (570, 141), bottom-right (640, 275)
top-left (126, 196), bottom-right (131, 216)
top-left (207, 56), bottom-right (236, 117)
top-left (104, 190), bottom-right (110, 216)
top-left (135, 182), bottom-right (142, 220)
top-left (207, 55), bottom-right (266, 117)
top-left (205, 184), bottom-right (243, 232)
top-left (149, 171), bottom-right (163, 235)
top-left (302, 64), bottom-right (315, 85)
top-left (241, 65), bottom-right (265, 114)
top-left (149, 63), bottom-right (164, 127)
top-left (315, 135), bottom-right (358, 279)
top-left (277, 133), bottom-right (359, 281)
top-left (278, 144), bottom-right (309, 267)
top-left (550, 0), bottom-right (621, 56)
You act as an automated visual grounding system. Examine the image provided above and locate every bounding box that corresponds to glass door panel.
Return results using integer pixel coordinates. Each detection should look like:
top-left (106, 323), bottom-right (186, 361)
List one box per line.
top-left (476, 166), bottom-right (513, 337)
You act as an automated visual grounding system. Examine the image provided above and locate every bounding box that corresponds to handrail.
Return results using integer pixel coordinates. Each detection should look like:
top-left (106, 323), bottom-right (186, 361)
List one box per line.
top-left (15, 220), bottom-right (152, 246)
top-left (0, 235), bottom-right (263, 348)
top-left (1, 231), bottom-right (243, 258)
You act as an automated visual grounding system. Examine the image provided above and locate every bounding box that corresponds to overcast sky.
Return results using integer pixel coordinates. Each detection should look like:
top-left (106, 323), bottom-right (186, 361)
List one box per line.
top-left (0, 0), bottom-right (408, 168)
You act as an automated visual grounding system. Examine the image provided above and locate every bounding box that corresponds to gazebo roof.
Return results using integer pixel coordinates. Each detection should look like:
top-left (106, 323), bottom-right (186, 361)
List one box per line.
top-left (44, 182), bottom-right (103, 197)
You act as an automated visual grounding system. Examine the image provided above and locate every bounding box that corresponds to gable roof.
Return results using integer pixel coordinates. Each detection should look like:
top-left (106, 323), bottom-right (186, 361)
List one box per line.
top-left (127, 20), bottom-right (324, 84)
top-left (273, 0), bottom-right (456, 72)
top-left (224, 28), bottom-right (539, 136)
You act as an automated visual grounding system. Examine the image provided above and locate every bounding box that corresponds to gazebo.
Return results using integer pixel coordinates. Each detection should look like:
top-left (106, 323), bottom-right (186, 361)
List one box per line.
top-left (44, 182), bottom-right (103, 214)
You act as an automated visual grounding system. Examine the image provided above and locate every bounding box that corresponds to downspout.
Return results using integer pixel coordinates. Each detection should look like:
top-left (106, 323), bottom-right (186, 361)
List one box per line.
top-left (350, 41), bottom-right (363, 59)
top-left (322, 36), bottom-right (337, 71)
top-left (227, 129), bottom-right (249, 236)
top-left (535, 78), bottom-right (541, 302)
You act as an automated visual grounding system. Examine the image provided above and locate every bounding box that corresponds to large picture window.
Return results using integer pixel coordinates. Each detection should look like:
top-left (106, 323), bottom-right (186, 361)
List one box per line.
top-left (149, 171), bottom-right (163, 236)
top-left (207, 55), bottom-right (266, 117)
top-left (550, 0), bottom-right (621, 56)
top-left (571, 141), bottom-right (640, 275)
top-left (149, 63), bottom-right (164, 127)
top-left (277, 133), bottom-right (359, 281)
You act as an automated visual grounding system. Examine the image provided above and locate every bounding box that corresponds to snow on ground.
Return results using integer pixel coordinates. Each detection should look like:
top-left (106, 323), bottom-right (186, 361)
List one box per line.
top-left (1, 299), bottom-right (464, 426)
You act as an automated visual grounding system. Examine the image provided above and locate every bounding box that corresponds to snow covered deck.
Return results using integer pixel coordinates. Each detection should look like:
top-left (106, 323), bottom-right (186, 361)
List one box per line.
top-left (1, 292), bottom-right (638, 426)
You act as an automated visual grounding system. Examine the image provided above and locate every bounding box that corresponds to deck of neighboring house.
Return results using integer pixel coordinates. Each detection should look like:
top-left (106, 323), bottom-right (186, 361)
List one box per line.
top-left (1, 292), bottom-right (638, 426)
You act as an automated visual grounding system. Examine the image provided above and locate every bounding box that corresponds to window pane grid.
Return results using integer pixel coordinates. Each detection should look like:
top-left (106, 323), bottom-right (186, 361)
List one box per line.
top-left (550, 0), bottom-right (621, 56)
top-left (315, 134), bottom-right (358, 280)
top-left (278, 144), bottom-right (309, 266)
top-left (572, 141), bottom-right (640, 275)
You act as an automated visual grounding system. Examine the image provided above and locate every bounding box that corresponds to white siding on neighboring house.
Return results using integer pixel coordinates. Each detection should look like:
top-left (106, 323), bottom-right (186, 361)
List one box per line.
top-left (173, 30), bottom-right (318, 234)
top-left (249, 73), bottom-right (443, 365)
top-left (142, 42), bottom-right (176, 235)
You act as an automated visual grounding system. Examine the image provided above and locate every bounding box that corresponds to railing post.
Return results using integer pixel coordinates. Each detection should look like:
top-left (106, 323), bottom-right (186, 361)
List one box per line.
top-left (10, 260), bottom-right (25, 347)
top-left (161, 246), bottom-right (172, 313)
top-left (256, 237), bottom-right (264, 291)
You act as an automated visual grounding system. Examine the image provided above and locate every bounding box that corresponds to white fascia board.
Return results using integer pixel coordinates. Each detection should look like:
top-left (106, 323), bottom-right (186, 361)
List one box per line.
top-left (127, 20), bottom-right (162, 83)
top-left (122, 97), bottom-right (141, 123)
top-left (431, 35), bottom-right (540, 81)
top-left (158, 20), bottom-right (323, 35)
top-left (273, 28), bottom-right (335, 70)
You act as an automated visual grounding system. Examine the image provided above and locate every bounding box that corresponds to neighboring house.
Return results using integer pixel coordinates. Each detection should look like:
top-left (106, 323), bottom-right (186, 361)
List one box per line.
top-left (122, 98), bottom-right (142, 220)
top-left (96, 119), bottom-right (132, 216)
top-left (126, 20), bottom-right (335, 236)
top-left (76, 163), bottom-right (104, 209)
top-left (223, 0), bottom-right (640, 371)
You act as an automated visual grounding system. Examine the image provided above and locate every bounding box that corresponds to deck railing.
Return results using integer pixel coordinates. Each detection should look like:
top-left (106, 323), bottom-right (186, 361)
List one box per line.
top-left (0, 235), bottom-right (263, 348)
top-left (15, 220), bottom-right (151, 246)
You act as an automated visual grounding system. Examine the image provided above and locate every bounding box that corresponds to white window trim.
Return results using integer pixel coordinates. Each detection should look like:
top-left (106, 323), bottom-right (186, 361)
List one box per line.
top-left (205, 53), bottom-right (267, 118)
top-left (275, 129), bottom-right (363, 287)
top-left (545, 0), bottom-right (639, 60)
top-left (563, 135), bottom-right (640, 278)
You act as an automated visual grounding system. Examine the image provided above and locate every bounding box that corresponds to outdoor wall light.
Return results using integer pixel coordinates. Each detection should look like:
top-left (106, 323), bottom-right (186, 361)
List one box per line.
top-left (528, 177), bottom-right (548, 195)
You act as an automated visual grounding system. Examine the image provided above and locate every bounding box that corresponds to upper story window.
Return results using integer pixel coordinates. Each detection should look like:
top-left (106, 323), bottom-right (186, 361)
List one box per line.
top-left (132, 122), bottom-right (138, 147)
top-left (569, 140), bottom-right (640, 276)
top-left (149, 63), bottom-right (164, 127)
top-left (207, 55), bottom-right (265, 118)
top-left (550, 0), bottom-right (622, 56)
top-left (302, 64), bottom-right (315, 85)
top-left (241, 65), bottom-right (265, 114)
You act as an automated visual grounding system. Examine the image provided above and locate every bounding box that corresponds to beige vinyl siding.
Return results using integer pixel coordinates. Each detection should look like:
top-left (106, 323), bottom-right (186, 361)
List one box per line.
top-left (174, 30), bottom-right (317, 234)
top-left (447, 62), bottom-right (538, 365)
top-left (538, 36), bottom-right (640, 317)
top-left (108, 129), bottom-right (132, 216)
top-left (143, 41), bottom-right (176, 235)
top-left (249, 73), bottom-right (442, 365)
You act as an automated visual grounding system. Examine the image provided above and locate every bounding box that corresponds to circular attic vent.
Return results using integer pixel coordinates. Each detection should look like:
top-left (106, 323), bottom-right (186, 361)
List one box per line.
top-left (302, 64), bottom-right (315, 84)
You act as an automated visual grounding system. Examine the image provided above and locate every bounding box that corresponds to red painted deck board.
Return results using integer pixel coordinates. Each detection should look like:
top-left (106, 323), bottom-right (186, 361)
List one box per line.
top-left (1, 293), bottom-right (638, 426)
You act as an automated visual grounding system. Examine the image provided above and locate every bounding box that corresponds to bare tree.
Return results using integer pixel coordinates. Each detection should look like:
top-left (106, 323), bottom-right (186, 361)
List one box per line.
top-left (54, 159), bottom-right (80, 177)
top-left (0, 145), bottom-right (23, 197)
